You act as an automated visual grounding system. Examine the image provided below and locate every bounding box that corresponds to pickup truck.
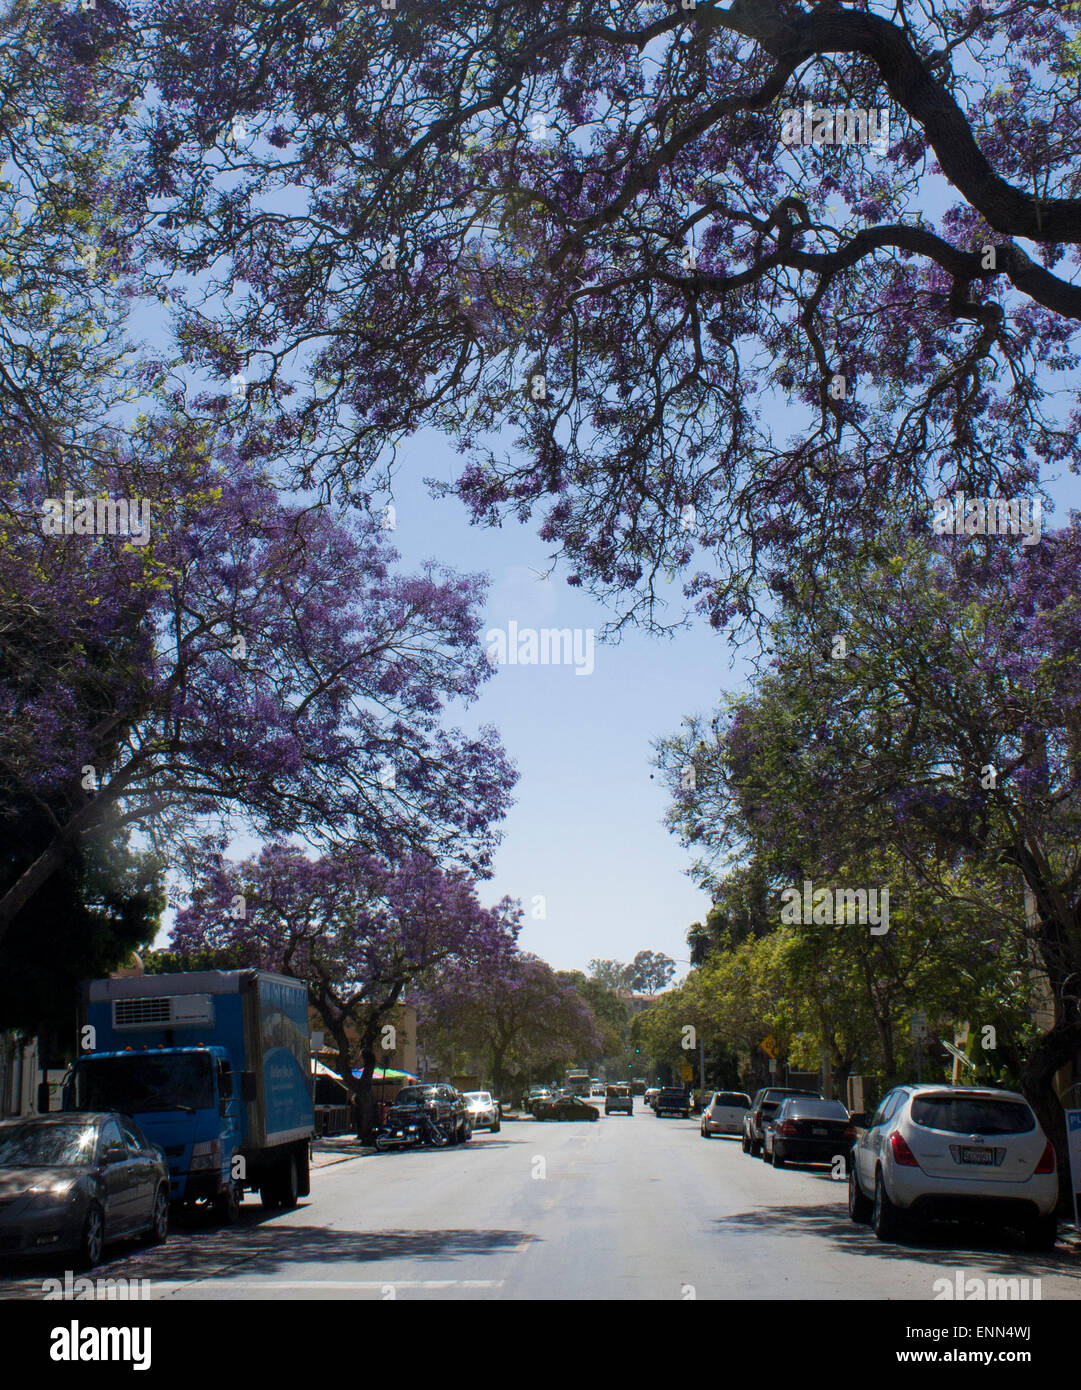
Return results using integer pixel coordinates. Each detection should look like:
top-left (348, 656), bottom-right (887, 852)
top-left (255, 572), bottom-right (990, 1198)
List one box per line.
top-left (741, 1087), bottom-right (821, 1157)
top-left (65, 970), bottom-right (314, 1221)
top-left (652, 1086), bottom-right (691, 1118)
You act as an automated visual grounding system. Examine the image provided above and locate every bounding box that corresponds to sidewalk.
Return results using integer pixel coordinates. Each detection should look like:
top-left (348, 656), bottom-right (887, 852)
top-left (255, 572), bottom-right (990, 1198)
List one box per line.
top-left (311, 1135), bottom-right (375, 1168)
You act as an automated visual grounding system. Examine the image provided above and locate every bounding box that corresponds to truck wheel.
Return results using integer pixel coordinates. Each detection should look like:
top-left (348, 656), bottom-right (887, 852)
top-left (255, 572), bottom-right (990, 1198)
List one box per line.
top-left (213, 1181), bottom-right (241, 1225)
top-left (297, 1149), bottom-right (310, 1197)
top-left (260, 1183), bottom-right (279, 1209)
top-left (280, 1155), bottom-right (299, 1208)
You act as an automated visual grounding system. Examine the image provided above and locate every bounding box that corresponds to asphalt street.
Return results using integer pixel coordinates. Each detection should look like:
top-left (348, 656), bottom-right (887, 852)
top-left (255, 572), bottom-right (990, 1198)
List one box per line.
top-left (2, 1108), bottom-right (1078, 1301)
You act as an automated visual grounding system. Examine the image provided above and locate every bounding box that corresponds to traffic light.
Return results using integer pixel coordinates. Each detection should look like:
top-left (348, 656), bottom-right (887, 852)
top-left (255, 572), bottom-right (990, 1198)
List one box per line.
top-left (634, 1046), bottom-right (640, 1054)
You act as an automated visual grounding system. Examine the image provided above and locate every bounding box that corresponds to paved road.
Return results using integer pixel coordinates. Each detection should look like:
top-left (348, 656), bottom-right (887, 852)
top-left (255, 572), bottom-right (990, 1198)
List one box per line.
top-left (2, 1109), bottom-right (1078, 1300)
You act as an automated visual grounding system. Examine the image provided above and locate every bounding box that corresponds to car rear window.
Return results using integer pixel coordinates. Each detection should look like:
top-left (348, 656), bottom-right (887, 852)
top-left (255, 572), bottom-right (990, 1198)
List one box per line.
top-left (787, 1100), bottom-right (849, 1120)
top-left (714, 1093), bottom-right (750, 1107)
top-left (910, 1095), bottom-right (1035, 1136)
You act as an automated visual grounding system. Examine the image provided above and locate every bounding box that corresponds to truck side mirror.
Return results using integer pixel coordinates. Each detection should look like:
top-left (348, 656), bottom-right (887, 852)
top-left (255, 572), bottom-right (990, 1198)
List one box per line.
top-left (240, 1071), bottom-right (257, 1103)
top-left (37, 1081), bottom-right (51, 1114)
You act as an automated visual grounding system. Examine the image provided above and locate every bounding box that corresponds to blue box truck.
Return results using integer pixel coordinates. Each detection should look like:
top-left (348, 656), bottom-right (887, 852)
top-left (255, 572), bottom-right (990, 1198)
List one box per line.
top-left (64, 970), bottom-right (314, 1221)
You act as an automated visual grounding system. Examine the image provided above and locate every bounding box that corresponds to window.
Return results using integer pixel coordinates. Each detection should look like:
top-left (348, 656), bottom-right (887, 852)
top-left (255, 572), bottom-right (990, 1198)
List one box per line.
top-left (868, 1090), bottom-right (899, 1129)
top-left (118, 1121), bottom-right (144, 1153)
top-left (99, 1118), bottom-right (126, 1158)
top-left (911, 1095), bottom-right (1035, 1136)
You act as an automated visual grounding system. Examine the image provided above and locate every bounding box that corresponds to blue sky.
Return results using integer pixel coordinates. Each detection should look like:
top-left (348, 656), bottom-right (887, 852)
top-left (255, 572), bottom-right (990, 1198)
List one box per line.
top-left (382, 431), bottom-right (744, 979)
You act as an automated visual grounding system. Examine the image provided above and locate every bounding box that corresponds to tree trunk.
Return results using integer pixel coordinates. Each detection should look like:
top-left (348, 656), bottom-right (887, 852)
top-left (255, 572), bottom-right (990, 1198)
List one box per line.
top-left (354, 1044), bottom-right (379, 1142)
top-left (1019, 1018), bottom-right (1081, 1213)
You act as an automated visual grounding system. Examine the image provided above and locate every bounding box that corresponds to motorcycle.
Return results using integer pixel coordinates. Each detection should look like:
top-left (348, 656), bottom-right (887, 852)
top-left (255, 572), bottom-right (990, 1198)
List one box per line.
top-left (374, 1100), bottom-right (452, 1152)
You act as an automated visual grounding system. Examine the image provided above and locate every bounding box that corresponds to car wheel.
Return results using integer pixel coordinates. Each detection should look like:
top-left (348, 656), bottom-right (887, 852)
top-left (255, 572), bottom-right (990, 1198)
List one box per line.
top-left (76, 1202), bottom-right (104, 1270)
top-left (1027, 1212), bottom-right (1058, 1251)
top-left (741, 1132), bottom-right (750, 1153)
top-left (750, 1137), bottom-right (762, 1157)
top-left (848, 1166), bottom-right (873, 1223)
top-left (491, 1117), bottom-right (500, 1133)
top-left (771, 1145), bottom-right (785, 1168)
top-left (872, 1170), bottom-right (903, 1242)
top-left (144, 1184), bottom-right (170, 1244)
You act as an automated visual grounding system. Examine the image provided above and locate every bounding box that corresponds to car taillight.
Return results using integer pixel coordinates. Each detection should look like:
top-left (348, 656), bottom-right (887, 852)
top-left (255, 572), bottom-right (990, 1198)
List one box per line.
top-left (843, 1126), bottom-right (857, 1141)
top-left (891, 1131), bottom-right (919, 1167)
top-left (1035, 1140), bottom-right (1056, 1174)
top-left (779, 1121), bottom-right (799, 1137)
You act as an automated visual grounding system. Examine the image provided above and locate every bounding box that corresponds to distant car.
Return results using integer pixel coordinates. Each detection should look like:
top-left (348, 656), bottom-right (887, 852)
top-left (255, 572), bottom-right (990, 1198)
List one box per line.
top-left (849, 1085), bottom-right (1058, 1248)
top-left (590, 1083), bottom-right (605, 1098)
top-left (462, 1091), bottom-right (501, 1133)
top-left (391, 1085), bottom-right (472, 1143)
top-left (700, 1091), bottom-right (752, 1138)
top-left (533, 1096), bottom-right (600, 1122)
top-left (653, 1087), bottom-right (691, 1118)
top-left (644, 1087), bottom-right (661, 1110)
top-left (742, 1088), bottom-right (821, 1156)
top-left (763, 1098), bottom-right (856, 1167)
top-left (0, 1113), bottom-right (169, 1268)
top-left (631, 1079), bottom-right (647, 1097)
top-left (604, 1084), bottom-right (633, 1116)
top-left (526, 1087), bottom-right (554, 1115)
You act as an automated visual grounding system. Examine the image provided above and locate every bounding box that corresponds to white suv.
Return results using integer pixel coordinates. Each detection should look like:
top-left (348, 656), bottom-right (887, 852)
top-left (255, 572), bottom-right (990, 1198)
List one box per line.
top-left (849, 1085), bottom-right (1058, 1248)
top-left (700, 1090), bottom-right (751, 1138)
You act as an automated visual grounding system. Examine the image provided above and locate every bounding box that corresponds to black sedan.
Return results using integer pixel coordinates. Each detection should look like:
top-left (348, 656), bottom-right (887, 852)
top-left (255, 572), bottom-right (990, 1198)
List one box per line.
top-left (532, 1096), bottom-right (600, 1122)
top-left (762, 1098), bottom-right (856, 1169)
top-left (0, 1112), bottom-right (169, 1268)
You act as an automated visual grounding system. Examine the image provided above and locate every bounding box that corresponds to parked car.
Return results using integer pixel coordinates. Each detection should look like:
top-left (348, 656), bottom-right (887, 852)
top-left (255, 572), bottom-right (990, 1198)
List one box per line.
top-left (653, 1087), bottom-right (691, 1118)
top-left (462, 1091), bottom-right (501, 1133)
top-left (763, 1098), bottom-right (856, 1167)
top-left (631, 1079), bottom-right (647, 1097)
top-left (604, 1084), bottom-right (633, 1116)
top-left (849, 1085), bottom-right (1059, 1248)
top-left (0, 1113), bottom-right (169, 1268)
top-left (643, 1087), bottom-right (661, 1110)
top-left (390, 1085), bottom-right (472, 1144)
top-left (533, 1096), bottom-right (600, 1122)
top-left (742, 1087), bottom-right (821, 1156)
top-left (700, 1090), bottom-right (752, 1138)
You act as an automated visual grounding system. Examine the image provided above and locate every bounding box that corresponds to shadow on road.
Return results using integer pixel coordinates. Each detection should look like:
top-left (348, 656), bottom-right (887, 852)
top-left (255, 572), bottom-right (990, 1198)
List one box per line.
top-left (0, 1211), bottom-right (538, 1295)
top-left (712, 1200), bottom-right (1081, 1281)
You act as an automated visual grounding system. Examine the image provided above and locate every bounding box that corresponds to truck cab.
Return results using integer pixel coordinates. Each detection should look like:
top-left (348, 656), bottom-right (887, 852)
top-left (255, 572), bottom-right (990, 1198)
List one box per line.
top-left (66, 1045), bottom-right (251, 1206)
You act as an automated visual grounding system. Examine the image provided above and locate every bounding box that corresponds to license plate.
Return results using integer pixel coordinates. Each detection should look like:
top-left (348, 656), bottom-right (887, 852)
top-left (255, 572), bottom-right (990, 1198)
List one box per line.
top-left (960, 1147), bottom-right (993, 1164)
top-left (812, 1127), bottom-right (829, 1136)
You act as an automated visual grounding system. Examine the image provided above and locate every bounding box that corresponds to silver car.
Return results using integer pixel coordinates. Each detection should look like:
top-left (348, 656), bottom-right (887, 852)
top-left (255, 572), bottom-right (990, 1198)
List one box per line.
top-left (462, 1091), bottom-right (501, 1133)
top-left (700, 1090), bottom-right (752, 1138)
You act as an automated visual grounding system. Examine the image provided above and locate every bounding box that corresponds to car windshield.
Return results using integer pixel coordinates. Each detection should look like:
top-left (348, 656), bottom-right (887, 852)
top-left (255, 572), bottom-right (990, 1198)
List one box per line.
top-left (394, 1087), bottom-right (443, 1105)
top-left (464, 1093), bottom-right (490, 1103)
top-left (911, 1095), bottom-right (1035, 1135)
top-left (0, 1122), bottom-right (98, 1168)
top-left (74, 1053), bottom-right (214, 1113)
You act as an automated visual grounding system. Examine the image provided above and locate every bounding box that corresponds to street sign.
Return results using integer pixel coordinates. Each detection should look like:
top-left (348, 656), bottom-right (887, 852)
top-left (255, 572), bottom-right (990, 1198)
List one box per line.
top-left (680, 1062), bottom-right (694, 1083)
top-left (760, 1035), bottom-right (777, 1058)
top-left (910, 1011), bottom-right (928, 1040)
